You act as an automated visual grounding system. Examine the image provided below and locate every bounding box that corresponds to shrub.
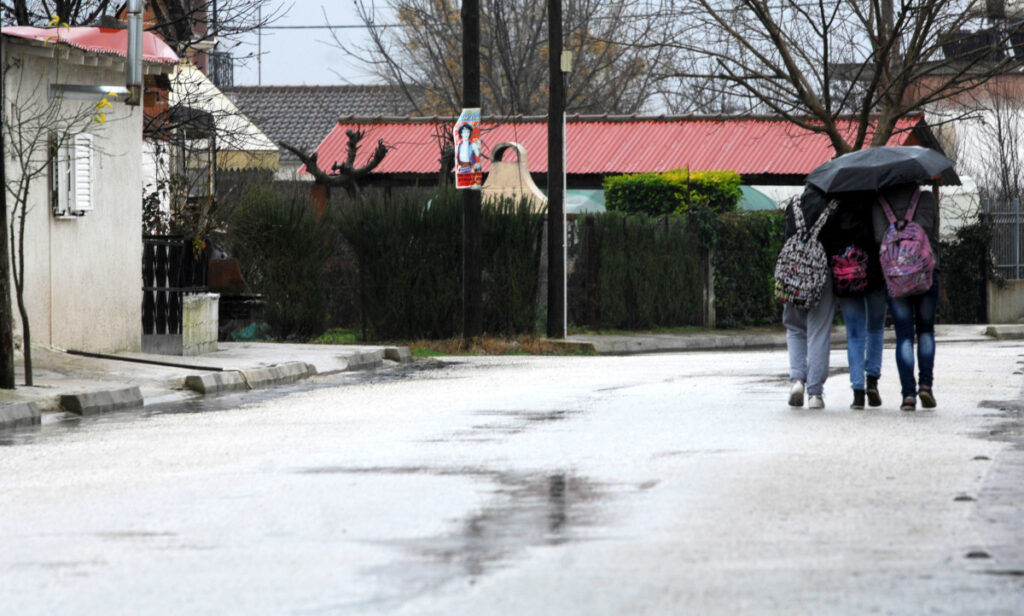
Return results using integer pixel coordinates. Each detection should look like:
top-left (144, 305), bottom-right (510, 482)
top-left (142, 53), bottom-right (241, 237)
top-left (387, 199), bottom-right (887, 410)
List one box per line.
top-left (224, 184), bottom-right (336, 339)
top-left (939, 220), bottom-right (997, 324)
top-left (713, 210), bottom-right (786, 328)
top-left (336, 188), bottom-right (545, 341)
top-left (481, 195), bottom-right (547, 335)
top-left (571, 211), bottom-right (703, 330)
top-left (603, 168), bottom-right (743, 216)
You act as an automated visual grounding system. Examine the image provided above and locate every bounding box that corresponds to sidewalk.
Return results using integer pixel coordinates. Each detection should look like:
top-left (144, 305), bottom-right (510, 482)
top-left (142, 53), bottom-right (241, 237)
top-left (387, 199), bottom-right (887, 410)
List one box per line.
top-left (2, 324), bottom-right (1022, 429)
top-left (0, 342), bottom-right (412, 429)
top-left (562, 323), bottom-right (1023, 354)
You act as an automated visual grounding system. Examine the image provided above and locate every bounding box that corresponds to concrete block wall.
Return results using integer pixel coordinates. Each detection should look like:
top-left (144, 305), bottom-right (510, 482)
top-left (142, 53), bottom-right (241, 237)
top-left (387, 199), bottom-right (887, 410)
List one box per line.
top-left (988, 279), bottom-right (1024, 323)
top-left (183, 293), bottom-right (219, 356)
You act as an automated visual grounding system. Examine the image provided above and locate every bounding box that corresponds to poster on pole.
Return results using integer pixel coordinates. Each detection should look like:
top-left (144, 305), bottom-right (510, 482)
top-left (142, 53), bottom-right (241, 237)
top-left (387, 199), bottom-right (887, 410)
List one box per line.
top-left (453, 107), bottom-right (483, 189)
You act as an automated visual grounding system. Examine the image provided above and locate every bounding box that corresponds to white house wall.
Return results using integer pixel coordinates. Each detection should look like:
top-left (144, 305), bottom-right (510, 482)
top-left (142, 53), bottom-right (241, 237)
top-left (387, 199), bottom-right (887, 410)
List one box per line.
top-left (4, 46), bottom-right (144, 353)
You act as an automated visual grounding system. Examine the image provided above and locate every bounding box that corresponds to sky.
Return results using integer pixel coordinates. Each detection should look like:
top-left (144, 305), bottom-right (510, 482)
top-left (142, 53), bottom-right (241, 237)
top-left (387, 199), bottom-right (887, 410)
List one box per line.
top-left (230, 1), bottom-right (392, 86)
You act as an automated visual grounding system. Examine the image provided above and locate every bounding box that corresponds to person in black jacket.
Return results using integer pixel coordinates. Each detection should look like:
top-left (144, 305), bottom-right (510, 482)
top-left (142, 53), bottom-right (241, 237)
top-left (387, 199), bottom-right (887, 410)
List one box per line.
top-left (826, 192), bottom-right (887, 410)
top-left (782, 185), bottom-right (840, 409)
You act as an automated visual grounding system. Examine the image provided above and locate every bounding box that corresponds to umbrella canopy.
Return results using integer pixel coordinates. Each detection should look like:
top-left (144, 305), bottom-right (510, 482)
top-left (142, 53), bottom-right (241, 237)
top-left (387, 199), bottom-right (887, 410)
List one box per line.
top-left (805, 146), bottom-right (958, 194)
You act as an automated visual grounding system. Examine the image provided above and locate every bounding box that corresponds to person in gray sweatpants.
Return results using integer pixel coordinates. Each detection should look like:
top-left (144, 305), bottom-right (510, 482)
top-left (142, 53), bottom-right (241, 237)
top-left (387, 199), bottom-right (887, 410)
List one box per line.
top-left (783, 186), bottom-right (839, 409)
top-left (783, 277), bottom-right (837, 408)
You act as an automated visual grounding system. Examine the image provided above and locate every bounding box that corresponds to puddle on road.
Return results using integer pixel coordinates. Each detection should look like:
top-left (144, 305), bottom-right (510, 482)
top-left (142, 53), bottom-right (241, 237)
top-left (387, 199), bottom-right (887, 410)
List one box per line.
top-left (296, 465), bottom-right (608, 613)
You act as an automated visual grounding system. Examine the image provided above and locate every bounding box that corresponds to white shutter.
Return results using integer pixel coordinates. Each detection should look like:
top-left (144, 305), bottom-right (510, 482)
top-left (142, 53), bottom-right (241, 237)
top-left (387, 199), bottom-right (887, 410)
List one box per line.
top-left (68, 133), bottom-right (94, 214)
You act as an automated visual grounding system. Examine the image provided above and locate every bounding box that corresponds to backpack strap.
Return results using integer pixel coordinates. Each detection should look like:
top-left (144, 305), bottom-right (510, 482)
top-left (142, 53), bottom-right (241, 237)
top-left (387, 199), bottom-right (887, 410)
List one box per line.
top-left (879, 187), bottom-right (922, 224)
top-left (789, 196), bottom-right (807, 233)
top-left (904, 187), bottom-right (922, 222)
top-left (878, 194), bottom-right (897, 224)
top-left (808, 199), bottom-right (838, 239)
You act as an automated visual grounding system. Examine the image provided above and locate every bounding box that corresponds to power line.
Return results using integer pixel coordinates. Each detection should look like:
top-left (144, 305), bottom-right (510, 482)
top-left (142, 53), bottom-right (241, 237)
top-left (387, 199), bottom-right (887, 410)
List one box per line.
top-left (260, 23), bottom-right (402, 30)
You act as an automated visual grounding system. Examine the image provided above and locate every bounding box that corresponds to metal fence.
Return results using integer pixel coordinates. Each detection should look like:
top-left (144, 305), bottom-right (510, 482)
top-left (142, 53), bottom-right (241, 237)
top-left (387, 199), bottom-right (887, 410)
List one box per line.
top-left (986, 199), bottom-right (1024, 279)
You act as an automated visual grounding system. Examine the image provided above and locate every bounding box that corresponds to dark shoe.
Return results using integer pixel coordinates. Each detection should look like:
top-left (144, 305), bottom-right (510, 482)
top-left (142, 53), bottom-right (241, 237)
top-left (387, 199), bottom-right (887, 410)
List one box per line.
top-left (900, 396), bottom-right (917, 412)
top-left (851, 389), bottom-right (865, 410)
top-left (865, 375), bottom-right (882, 407)
top-left (919, 385), bottom-right (936, 408)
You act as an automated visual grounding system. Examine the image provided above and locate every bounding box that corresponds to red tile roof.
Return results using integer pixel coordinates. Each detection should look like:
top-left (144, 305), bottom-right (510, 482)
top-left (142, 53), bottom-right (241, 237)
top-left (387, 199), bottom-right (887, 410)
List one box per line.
top-left (2, 26), bottom-right (179, 64)
top-left (310, 115), bottom-right (931, 178)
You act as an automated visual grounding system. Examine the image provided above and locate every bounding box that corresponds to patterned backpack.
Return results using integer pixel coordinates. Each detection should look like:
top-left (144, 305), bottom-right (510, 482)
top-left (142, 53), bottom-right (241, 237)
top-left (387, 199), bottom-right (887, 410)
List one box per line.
top-left (878, 189), bottom-right (935, 298)
top-left (774, 196), bottom-right (838, 309)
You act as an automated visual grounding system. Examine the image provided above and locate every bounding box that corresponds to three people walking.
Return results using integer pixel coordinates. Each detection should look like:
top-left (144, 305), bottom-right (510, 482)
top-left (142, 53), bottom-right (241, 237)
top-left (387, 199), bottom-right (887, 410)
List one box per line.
top-left (779, 180), bottom-right (941, 412)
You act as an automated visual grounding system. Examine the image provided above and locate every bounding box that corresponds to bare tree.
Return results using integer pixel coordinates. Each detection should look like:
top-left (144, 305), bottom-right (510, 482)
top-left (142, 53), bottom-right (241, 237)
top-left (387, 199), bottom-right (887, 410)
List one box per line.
top-left (1, 0), bottom-right (113, 26)
top-left (332, 0), bottom-right (671, 116)
top-left (279, 130), bottom-right (389, 199)
top-left (646, 0), bottom-right (1024, 154)
top-left (2, 1), bottom-right (287, 70)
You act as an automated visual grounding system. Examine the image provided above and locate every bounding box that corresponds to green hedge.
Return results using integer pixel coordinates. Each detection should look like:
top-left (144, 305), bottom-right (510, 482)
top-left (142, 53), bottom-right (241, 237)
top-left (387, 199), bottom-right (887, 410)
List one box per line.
top-left (225, 184), bottom-right (336, 339)
top-left (603, 168), bottom-right (743, 216)
top-left (939, 220), bottom-right (996, 324)
top-left (570, 212), bottom-right (703, 330)
top-left (337, 188), bottom-right (545, 340)
top-left (713, 210), bottom-right (786, 328)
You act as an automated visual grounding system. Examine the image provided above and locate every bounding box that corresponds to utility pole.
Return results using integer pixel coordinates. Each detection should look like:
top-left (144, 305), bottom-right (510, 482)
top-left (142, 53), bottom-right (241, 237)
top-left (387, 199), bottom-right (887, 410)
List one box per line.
top-left (461, 0), bottom-right (483, 338)
top-left (546, 0), bottom-right (566, 338)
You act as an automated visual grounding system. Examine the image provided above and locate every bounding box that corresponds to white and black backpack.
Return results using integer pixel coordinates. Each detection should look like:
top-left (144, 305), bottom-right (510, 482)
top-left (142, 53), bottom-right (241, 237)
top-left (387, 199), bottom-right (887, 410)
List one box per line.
top-left (774, 196), bottom-right (838, 309)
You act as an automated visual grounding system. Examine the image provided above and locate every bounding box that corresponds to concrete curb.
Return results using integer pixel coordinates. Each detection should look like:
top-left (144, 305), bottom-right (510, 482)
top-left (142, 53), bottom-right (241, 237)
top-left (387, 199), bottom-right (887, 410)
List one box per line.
top-left (0, 401), bottom-right (41, 428)
top-left (184, 371), bottom-right (247, 395)
top-left (345, 350), bottom-right (385, 371)
top-left (985, 325), bottom-right (1024, 340)
top-left (242, 361), bottom-right (315, 389)
top-left (384, 347), bottom-right (413, 363)
top-left (184, 362), bottom-right (317, 395)
top-left (60, 386), bottom-right (143, 416)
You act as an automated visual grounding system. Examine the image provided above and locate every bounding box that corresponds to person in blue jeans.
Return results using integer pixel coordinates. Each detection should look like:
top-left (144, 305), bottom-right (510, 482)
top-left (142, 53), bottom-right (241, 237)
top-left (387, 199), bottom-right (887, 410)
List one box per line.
top-left (827, 192), bottom-right (887, 409)
top-left (872, 183), bottom-right (941, 411)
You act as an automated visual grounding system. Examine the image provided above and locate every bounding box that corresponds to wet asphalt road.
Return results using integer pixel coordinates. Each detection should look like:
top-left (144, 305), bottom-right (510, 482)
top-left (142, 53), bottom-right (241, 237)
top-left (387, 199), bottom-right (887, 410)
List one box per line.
top-left (1, 343), bottom-right (1023, 615)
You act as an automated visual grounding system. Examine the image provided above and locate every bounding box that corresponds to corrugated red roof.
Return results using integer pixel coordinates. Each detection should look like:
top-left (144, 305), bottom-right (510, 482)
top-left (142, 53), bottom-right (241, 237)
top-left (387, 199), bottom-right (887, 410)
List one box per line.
top-left (310, 115), bottom-right (927, 177)
top-left (1, 26), bottom-right (179, 64)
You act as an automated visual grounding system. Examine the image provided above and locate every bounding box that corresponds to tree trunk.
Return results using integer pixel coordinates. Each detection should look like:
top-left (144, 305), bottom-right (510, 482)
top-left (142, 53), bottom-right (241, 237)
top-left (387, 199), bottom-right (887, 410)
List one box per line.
top-left (0, 125), bottom-right (14, 388)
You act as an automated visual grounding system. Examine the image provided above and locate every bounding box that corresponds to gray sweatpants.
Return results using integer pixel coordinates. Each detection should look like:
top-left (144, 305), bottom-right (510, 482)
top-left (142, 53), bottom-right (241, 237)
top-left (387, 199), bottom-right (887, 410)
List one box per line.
top-left (783, 277), bottom-right (836, 396)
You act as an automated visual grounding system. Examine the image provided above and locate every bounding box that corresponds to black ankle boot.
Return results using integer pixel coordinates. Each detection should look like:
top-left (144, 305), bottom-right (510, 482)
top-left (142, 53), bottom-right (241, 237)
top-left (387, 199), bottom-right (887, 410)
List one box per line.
top-left (865, 376), bottom-right (881, 407)
top-left (851, 389), bottom-right (865, 410)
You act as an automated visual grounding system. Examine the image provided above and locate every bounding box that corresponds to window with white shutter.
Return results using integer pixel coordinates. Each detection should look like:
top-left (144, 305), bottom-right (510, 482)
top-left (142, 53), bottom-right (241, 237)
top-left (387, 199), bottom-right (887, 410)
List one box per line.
top-left (50, 132), bottom-right (94, 217)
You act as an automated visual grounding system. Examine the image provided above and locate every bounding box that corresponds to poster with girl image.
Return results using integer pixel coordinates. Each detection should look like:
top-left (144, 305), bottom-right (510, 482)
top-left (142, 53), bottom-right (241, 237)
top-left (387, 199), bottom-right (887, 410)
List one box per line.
top-left (454, 108), bottom-right (482, 189)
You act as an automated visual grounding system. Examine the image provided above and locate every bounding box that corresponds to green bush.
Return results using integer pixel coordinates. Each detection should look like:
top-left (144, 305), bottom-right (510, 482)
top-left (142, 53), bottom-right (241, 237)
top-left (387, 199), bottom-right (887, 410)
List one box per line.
top-left (337, 188), bottom-right (462, 340)
top-left (482, 195), bottom-right (547, 335)
top-left (713, 210), bottom-right (786, 328)
top-left (224, 184), bottom-right (336, 339)
top-left (939, 220), bottom-right (997, 324)
top-left (571, 212), bottom-right (703, 330)
top-left (603, 168), bottom-right (743, 216)
top-left (337, 188), bottom-right (545, 341)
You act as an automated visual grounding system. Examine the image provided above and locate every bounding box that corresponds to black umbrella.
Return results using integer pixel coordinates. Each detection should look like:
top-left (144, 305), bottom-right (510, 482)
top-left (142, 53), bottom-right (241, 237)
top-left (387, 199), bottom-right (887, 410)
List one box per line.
top-left (805, 145), bottom-right (959, 194)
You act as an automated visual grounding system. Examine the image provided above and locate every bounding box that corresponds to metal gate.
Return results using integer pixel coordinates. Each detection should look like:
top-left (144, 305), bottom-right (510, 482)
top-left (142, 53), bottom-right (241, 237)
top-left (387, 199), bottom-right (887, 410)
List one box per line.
top-left (142, 236), bottom-right (208, 336)
top-left (986, 199), bottom-right (1024, 280)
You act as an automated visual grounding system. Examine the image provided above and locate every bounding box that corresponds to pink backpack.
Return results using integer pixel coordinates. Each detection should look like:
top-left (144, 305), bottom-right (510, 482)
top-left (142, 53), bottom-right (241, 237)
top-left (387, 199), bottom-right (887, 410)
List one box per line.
top-left (878, 189), bottom-right (935, 298)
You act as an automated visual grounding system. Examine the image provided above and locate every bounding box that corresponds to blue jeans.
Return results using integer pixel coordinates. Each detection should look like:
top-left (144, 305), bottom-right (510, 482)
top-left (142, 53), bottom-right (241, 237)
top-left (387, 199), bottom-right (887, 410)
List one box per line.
top-left (886, 272), bottom-right (940, 398)
top-left (839, 287), bottom-right (887, 390)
